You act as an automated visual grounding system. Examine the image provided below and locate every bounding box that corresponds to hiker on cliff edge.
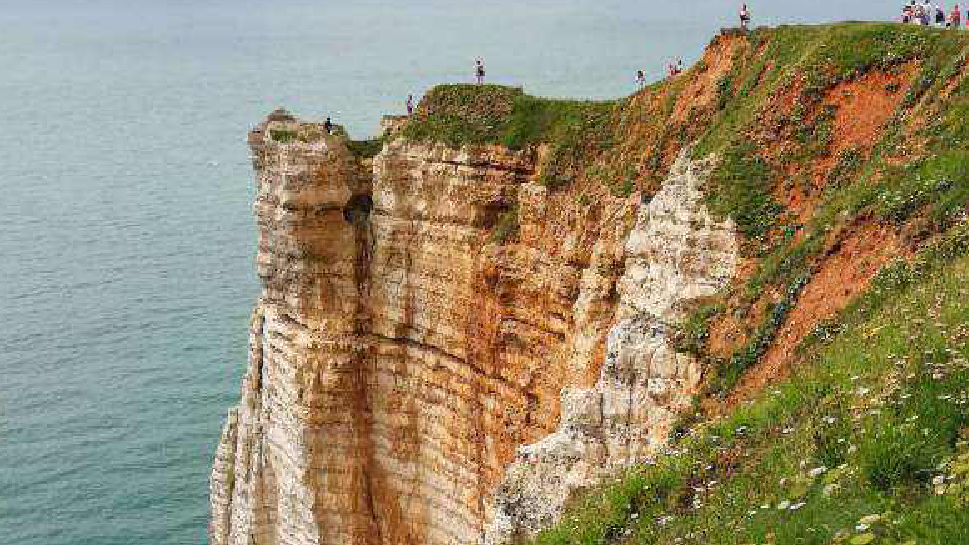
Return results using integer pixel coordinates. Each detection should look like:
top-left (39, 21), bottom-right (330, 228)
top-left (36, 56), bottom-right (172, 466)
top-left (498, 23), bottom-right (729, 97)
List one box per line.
top-left (475, 59), bottom-right (486, 85)
top-left (636, 70), bottom-right (646, 89)
top-left (406, 95), bottom-right (414, 116)
top-left (324, 117), bottom-right (333, 134)
top-left (740, 4), bottom-right (751, 31)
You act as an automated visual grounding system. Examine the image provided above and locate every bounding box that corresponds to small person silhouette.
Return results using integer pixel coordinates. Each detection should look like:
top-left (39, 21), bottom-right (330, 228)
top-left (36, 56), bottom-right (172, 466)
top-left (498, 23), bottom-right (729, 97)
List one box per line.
top-left (475, 59), bottom-right (486, 85)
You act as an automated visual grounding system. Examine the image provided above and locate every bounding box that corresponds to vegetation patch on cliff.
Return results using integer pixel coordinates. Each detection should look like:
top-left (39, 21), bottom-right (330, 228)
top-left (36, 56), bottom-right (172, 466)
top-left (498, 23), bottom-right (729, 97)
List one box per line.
top-left (663, 22), bottom-right (969, 400)
top-left (526, 224), bottom-right (969, 545)
top-left (491, 204), bottom-right (521, 244)
top-left (401, 84), bottom-right (619, 190)
top-left (403, 85), bottom-right (616, 149)
top-left (346, 136), bottom-right (386, 158)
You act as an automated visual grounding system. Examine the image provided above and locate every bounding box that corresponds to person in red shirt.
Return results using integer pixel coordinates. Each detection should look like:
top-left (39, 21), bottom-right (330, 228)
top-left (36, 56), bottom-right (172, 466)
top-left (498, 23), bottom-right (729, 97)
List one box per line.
top-left (952, 4), bottom-right (962, 27)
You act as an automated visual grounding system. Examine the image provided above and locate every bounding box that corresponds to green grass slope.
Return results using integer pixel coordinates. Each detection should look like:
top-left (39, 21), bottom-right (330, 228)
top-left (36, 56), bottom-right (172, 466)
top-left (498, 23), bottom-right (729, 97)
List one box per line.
top-left (527, 226), bottom-right (969, 545)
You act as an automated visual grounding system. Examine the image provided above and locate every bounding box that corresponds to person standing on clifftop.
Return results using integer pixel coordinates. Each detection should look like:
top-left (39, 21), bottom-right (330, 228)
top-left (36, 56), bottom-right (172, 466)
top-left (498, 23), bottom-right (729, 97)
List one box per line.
top-left (740, 4), bottom-right (751, 31)
top-left (636, 70), bottom-right (646, 89)
top-left (406, 95), bottom-right (414, 116)
top-left (324, 117), bottom-right (333, 134)
top-left (951, 4), bottom-right (961, 27)
top-left (475, 59), bottom-right (486, 85)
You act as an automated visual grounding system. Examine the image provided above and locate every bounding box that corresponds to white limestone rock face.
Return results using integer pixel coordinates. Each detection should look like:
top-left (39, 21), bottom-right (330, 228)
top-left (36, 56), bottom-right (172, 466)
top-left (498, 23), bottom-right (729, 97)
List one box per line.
top-left (209, 115), bottom-right (377, 545)
top-left (213, 118), bottom-right (583, 545)
top-left (210, 108), bottom-right (738, 545)
top-left (483, 150), bottom-right (738, 544)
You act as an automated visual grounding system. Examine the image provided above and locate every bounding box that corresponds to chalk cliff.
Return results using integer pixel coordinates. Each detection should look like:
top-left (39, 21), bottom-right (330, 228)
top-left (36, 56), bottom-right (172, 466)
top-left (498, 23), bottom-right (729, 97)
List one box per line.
top-left (207, 25), bottom-right (769, 545)
top-left (210, 105), bottom-right (737, 545)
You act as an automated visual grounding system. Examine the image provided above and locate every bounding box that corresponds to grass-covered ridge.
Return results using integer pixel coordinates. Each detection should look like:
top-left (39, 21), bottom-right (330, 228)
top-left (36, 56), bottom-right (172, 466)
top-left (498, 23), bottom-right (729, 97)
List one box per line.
top-left (494, 21), bottom-right (969, 545)
top-left (526, 225), bottom-right (969, 545)
top-left (400, 84), bottom-right (620, 190)
top-left (669, 22), bottom-right (969, 396)
top-left (401, 84), bottom-right (618, 151)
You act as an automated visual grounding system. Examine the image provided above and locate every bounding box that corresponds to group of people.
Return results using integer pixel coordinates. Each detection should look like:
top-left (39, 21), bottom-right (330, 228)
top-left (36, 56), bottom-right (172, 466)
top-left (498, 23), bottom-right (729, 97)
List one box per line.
top-left (401, 58), bottom-right (484, 117)
top-left (901, 2), bottom-right (966, 27)
top-left (403, 2), bottom-right (969, 118)
top-left (635, 59), bottom-right (683, 88)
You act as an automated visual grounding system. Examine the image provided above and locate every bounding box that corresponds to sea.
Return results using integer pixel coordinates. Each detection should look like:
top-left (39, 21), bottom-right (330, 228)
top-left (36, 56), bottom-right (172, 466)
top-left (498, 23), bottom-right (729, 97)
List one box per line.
top-left (0, 1), bottom-right (897, 544)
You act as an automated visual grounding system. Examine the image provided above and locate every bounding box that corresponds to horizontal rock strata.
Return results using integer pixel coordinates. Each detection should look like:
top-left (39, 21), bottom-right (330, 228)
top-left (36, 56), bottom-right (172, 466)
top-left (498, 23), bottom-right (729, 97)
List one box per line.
top-left (484, 150), bottom-right (738, 543)
top-left (211, 115), bottom-right (738, 545)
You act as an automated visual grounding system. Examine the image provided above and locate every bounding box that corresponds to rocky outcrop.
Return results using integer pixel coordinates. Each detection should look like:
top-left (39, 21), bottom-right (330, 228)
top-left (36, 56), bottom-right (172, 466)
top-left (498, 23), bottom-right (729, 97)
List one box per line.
top-left (210, 113), bottom-right (738, 545)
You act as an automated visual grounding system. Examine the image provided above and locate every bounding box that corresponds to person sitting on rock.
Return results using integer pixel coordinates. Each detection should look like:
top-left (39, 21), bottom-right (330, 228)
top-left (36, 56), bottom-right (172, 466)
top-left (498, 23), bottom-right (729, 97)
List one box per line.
top-left (324, 117), bottom-right (333, 134)
top-left (739, 4), bottom-right (751, 31)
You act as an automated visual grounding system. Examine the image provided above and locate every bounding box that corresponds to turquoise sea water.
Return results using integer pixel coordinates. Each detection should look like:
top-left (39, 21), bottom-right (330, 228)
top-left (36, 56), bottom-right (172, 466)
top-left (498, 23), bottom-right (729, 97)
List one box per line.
top-left (0, 2), bottom-right (896, 544)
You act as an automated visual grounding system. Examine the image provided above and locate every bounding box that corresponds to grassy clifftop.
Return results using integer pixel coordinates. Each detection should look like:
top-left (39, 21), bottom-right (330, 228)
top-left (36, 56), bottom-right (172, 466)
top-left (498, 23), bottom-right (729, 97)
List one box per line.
top-left (401, 84), bottom-right (619, 189)
top-left (401, 84), bottom-right (617, 150)
top-left (389, 22), bottom-right (969, 545)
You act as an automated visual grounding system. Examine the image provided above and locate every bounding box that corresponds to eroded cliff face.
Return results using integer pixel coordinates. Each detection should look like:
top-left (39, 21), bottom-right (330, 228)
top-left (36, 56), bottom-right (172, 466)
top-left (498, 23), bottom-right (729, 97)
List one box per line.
top-left (484, 152), bottom-right (737, 543)
top-left (211, 112), bottom-right (738, 545)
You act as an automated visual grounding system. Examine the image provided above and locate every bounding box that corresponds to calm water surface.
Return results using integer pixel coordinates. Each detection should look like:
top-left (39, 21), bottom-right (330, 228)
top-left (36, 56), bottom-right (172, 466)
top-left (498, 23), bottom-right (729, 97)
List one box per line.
top-left (0, 1), bottom-right (895, 543)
